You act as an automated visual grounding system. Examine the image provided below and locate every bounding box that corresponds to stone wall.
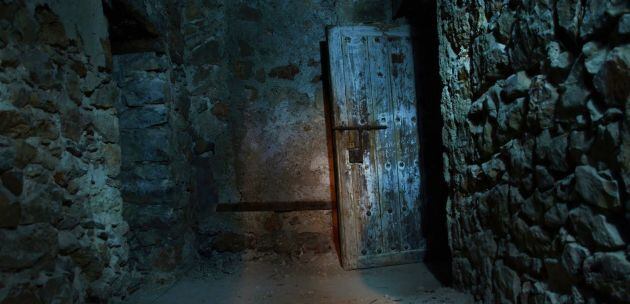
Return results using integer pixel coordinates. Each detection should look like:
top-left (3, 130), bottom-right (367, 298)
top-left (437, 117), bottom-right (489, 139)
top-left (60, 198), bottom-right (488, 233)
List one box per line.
top-left (0, 0), bottom-right (130, 302)
top-left (92, 0), bottom-right (403, 273)
top-left (437, 0), bottom-right (629, 303)
top-left (113, 51), bottom-right (194, 280)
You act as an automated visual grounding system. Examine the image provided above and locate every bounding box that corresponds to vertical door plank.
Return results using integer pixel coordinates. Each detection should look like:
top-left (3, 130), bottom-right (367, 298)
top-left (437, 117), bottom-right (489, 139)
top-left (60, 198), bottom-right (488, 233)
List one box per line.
top-left (327, 28), bottom-right (359, 269)
top-left (367, 35), bottom-right (403, 255)
top-left (341, 33), bottom-right (377, 257)
top-left (362, 36), bottom-right (386, 256)
top-left (389, 36), bottom-right (423, 252)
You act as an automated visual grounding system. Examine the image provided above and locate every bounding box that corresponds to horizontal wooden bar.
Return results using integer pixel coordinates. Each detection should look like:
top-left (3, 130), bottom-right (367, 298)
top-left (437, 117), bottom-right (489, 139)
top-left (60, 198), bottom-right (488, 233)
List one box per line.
top-left (215, 201), bottom-right (333, 212)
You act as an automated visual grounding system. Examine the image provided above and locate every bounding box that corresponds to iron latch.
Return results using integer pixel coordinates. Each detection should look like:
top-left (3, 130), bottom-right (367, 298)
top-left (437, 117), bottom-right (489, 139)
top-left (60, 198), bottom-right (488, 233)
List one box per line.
top-left (334, 124), bottom-right (387, 164)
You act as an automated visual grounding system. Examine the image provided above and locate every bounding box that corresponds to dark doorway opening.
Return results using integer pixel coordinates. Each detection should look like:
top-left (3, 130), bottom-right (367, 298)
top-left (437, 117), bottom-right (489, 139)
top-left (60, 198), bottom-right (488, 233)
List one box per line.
top-left (399, 0), bottom-right (452, 285)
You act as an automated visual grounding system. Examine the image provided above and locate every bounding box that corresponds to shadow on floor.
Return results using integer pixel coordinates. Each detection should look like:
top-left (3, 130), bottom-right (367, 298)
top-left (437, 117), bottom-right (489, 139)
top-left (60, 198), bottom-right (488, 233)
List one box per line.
top-left (122, 253), bottom-right (472, 304)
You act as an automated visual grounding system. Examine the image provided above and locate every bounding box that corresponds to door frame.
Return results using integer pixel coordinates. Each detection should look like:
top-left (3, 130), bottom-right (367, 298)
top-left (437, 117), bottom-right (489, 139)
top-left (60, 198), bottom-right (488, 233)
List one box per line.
top-left (326, 24), bottom-right (426, 270)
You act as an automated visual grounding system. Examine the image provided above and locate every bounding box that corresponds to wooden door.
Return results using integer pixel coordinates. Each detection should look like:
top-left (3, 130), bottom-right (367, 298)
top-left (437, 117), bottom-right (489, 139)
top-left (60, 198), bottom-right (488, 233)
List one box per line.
top-left (327, 25), bottom-right (425, 269)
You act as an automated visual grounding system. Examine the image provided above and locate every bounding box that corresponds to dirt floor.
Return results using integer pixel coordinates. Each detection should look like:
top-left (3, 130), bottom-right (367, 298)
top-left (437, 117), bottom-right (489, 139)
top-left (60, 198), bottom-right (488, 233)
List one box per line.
top-left (123, 252), bottom-right (473, 304)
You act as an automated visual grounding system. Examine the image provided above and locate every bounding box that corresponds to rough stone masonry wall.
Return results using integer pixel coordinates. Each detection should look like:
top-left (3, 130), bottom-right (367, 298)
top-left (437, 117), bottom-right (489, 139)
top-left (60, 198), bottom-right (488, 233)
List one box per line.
top-left (0, 0), bottom-right (130, 302)
top-left (113, 51), bottom-right (194, 280)
top-left (437, 0), bottom-right (629, 303)
top-left (102, 0), bottom-right (197, 283)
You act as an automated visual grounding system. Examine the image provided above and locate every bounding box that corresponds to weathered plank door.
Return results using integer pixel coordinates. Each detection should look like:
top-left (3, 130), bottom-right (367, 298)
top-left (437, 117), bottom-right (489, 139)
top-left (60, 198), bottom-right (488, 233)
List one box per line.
top-left (327, 25), bottom-right (425, 269)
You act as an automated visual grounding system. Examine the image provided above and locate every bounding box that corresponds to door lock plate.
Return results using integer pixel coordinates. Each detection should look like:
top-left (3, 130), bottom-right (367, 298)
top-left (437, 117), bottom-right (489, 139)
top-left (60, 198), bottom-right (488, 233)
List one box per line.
top-left (348, 148), bottom-right (363, 164)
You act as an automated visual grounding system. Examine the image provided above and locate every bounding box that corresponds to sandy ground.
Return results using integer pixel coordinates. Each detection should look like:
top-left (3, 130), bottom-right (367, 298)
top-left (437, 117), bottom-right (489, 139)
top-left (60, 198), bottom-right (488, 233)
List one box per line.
top-left (122, 253), bottom-right (473, 304)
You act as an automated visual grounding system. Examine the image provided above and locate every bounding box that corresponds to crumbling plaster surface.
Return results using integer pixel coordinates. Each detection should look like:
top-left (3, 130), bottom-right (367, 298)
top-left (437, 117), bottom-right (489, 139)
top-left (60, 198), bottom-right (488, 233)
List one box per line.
top-left (180, 0), bottom-right (404, 258)
top-left (437, 0), bottom-right (630, 303)
top-left (182, 0), bottom-right (399, 205)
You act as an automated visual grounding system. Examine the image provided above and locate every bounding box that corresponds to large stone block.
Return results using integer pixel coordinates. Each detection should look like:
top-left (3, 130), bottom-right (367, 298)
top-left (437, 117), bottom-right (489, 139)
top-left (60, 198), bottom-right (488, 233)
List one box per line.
top-left (0, 103), bottom-right (29, 138)
top-left (119, 105), bottom-right (168, 129)
top-left (543, 203), bottom-right (568, 228)
top-left (493, 9), bottom-right (515, 43)
top-left (620, 13), bottom-right (630, 34)
top-left (121, 163), bottom-right (171, 181)
top-left (536, 131), bottom-right (569, 173)
top-left (69, 247), bottom-right (104, 281)
top-left (35, 4), bottom-right (70, 48)
top-left (505, 242), bottom-right (543, 276)
top-left (502, 71), bottom-right (531, 100)
top-left (121, 178), bottom-right (175, 205)
top-left (574, 166), bottom-right (621, 210)
top-left (496, 97), bottom-right (526, 140)
top-left (188, 65), bottom-right (222, 96)
top-left (503, 139), bottom-right (533, 177)
top-left (119, 76), bottom-right (170, 106)
top-left (471, 33), bottom-right (508, 93)
top-left (464, 231), bottom-right (497, 267)
top-left (580, 0), bottom-right (630, 39)
top-left (120, 128), bottom-right (170, 162)
top-left (582, 42), bottom-right (607, 75)
top-left (481, 184), bottom-right (510, 233)
top-left (593, 44), bottom-right (630, 106)
top-left (0, 138), bottom-right (16, 173)
top-left (521, 194), bottom-right (542, 223)
top-left (0, 223), bottom-right (57, 271)
top-left (1, 169), bottom-right (22, 196)
top-left (545, 41), bottom-right (572, 81)
top-left (556, 0), bottom-right (582, 39)
top-left (90, 108), bottom-right (120, 143)
top-left (511, 217), bottom-right (552, 256)
top-left (90, 81), bottom-right (118, 109)
top-left (559, 67), bottom-right (590, 118)
top-left (0, 187), bottom-right (20, 228)
top-left (113, 53), bottom-right (169, 74)
top-left (583, 252), bottom-right (630, 302)
top-left (481, 156), bottom-right (505, 185)
top-left (19, 185), bottom-right (63, 225)
top-left (0, 285), bottom-right (42, 304)
top-left (544, 258), bottom-right (576, 293)
top-left (189, 40), bottom-right (221, 66)
top-left (36, 275), bottom-right (75, 303)
top-left (560, 242), bottom-right (590, 277)
top-left (568, 130), bottom-right (593, 162)
top-left (527, 76), bottom-right (558, 132)
top-left (569, 206), bottom-right (624, 249)
top-left (535, 165), bottom-right (554, 191)
top-left (102, 143), bottom-right (121, 178)
top-left (492, 261), bottom-right (521, 303)
top-left (123, 204), bottom-right (184, 230)
top-left (508, 1), bottom-right (555, 71)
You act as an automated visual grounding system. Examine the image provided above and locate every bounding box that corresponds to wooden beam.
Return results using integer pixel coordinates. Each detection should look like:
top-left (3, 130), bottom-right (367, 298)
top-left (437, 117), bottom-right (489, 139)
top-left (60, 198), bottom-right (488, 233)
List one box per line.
top-left (215, 201), bottom-right (333, 212)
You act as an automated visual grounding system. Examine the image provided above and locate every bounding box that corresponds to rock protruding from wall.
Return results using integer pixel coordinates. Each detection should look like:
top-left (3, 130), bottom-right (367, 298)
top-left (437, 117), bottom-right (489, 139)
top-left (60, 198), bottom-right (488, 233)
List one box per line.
top-left (438, 0), bottom-right (629, 303)
top-left (0, 1), bottom-right (129, 302)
